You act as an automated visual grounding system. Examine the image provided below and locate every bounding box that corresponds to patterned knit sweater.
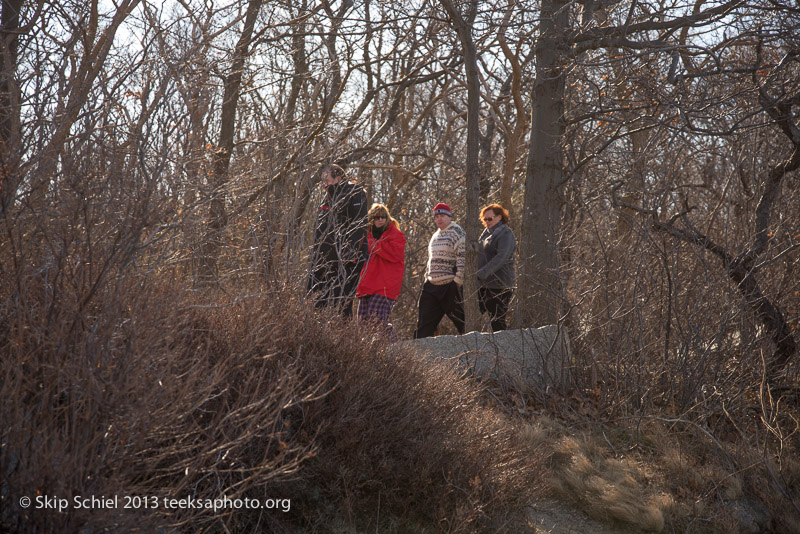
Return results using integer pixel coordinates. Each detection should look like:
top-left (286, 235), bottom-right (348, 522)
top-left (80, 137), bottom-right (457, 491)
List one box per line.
top-left (425, 221), bottom-right (466, 285)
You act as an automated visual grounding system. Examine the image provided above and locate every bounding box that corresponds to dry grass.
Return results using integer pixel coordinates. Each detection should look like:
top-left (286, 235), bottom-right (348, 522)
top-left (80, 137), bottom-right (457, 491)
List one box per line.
top-left (517, 409), bottom-right (800, 534)
top-left (545, 433), bottom-right (665, 532)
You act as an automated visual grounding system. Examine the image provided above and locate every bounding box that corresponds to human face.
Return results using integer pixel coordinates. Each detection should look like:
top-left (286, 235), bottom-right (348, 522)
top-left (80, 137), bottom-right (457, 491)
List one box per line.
top-left (483, 210), bottom-right (501, 229)
top-left (372, 213), bottom-right (388, 228)
top-left (321, 170), bottom-right (339, 187)
top-left (434, 213), bottom-right (451, 230)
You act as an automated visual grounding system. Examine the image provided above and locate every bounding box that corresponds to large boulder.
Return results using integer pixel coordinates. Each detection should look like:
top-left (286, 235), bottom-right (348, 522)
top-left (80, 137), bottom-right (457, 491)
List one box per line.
top-left (407, 325), bottom-right (571, 393)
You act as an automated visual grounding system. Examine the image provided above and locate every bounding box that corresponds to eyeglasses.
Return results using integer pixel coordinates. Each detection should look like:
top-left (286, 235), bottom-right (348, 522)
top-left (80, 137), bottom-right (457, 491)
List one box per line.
top-left (372, 215), bottom-right (388, 220)
top-left (483, 215), bottom-right (496, 222)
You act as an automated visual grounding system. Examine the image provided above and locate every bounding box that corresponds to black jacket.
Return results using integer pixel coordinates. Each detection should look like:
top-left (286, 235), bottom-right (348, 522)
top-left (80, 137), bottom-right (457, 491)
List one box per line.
top-left (308, 181), bottom-right (368, 289)
top-left (477, 223), bottom-right (516, 289)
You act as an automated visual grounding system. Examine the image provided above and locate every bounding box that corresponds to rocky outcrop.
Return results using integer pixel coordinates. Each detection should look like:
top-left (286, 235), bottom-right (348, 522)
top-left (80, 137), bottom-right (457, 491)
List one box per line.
top-left (407, 325), bottom-right (571, 393)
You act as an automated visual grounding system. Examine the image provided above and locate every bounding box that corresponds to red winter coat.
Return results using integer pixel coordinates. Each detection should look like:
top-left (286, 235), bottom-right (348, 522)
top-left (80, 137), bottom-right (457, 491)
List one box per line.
top-left (356, 223), bottom-right (406, 300)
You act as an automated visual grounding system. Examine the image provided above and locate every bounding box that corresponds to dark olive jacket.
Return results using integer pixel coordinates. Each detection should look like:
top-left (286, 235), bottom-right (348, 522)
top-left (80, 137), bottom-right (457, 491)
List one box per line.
top-left (476, 223), bottom-right (516, 289)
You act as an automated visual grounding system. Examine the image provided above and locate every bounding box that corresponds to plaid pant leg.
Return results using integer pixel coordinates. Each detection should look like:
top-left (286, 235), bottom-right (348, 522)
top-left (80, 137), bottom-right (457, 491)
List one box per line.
top-left (357, 294), bottom-right (398, 342)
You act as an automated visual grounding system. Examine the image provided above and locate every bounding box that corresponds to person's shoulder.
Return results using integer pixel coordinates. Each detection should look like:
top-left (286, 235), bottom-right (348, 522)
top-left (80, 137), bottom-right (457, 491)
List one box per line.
top-left (439, 223), bottom-right (464, 244)
top-left (345, 182), bottom-right (366, 204)
top-left (388, 223), bottom-right (406, 239)
top-left (344, 180), bottom-right (365, 193)
top-left (450, 222), bottom-right (466, 236)
top-left (498, 223), bottom-right (515, 239)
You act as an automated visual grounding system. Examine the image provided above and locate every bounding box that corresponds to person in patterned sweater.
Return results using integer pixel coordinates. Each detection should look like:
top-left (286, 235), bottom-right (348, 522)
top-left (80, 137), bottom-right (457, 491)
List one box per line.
top-left (413, 202), bottom-right (466, 338)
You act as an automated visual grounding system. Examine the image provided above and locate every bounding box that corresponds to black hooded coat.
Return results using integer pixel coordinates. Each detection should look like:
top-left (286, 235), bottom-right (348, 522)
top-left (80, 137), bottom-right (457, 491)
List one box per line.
top-left (307, 180), bottom-right (368, 308)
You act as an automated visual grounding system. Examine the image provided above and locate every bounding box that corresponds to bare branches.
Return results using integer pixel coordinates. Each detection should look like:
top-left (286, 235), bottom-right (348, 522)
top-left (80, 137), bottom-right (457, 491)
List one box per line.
top-left (610, 163), bottom-right (797, 371)
top-left (573, 0), bottom-right (746, 52)
top-left (338, 68), bottom-right (451, 166)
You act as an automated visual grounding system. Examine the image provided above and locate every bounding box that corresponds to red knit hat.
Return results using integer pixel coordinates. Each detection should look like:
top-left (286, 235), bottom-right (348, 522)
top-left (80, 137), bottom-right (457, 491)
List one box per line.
top-left (433, 203), bottom-right (452, 217)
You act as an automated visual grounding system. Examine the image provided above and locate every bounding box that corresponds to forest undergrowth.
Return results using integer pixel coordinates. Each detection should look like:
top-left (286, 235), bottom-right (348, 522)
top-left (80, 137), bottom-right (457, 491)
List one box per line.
top-left (0, 272), bottom-right (542, 534)
top-left (3, 265), bottom-right (797, 533)
top-left (1, 188), bottom-right (798, 533)
top-left (504, 356), bottom-right (800, 534)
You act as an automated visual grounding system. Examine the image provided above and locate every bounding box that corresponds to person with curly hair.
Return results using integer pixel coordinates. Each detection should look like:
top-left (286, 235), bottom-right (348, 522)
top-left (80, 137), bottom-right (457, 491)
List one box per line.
top-left (477, 203), bottom-right (516, 332)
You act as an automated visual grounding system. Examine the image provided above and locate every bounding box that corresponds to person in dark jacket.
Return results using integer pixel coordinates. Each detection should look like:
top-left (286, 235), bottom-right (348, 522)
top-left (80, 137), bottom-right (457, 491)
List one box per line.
top-left (477, 203), bottom-right (516, 332)
top-left (356, 203), bottom-right (406, 341)
top-left (307, 164), bottom-right (368, 317)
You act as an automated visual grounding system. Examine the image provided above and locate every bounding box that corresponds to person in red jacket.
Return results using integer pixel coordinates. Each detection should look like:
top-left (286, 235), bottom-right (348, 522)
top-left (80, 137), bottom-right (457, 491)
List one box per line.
top-left (356, 203), bottom-right (406, 341)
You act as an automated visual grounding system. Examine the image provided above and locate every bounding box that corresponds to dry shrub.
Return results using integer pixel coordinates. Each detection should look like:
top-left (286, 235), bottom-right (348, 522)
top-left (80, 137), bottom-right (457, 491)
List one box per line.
top-left (529, 414), bottom-right (800, 534)
top-left (737, 450), bottom-right (800, 534)
top-left (1, 277), bottom-right (316, 533)
top-left (640, 404), bottom-right (800, 533)
top-left (1, 271), bottom-right (540, 533)
top-left (559, 191), bottom-right (800, 533)
top-left (198, 292), bottom-right (542, 532)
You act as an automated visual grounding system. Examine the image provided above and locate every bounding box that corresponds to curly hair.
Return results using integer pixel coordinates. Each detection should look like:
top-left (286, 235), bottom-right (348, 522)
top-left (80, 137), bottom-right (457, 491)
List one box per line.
top-left (480, 203), bottom-right (510, 227)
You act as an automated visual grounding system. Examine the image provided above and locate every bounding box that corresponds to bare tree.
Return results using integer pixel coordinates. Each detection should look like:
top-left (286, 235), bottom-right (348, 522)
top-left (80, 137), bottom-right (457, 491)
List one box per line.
top-left (516, 0), bottom-right (570, 327)
top-left (440, 0), bottom-right (482, 331)
top-left (199, 0), bottom-right (264, 282)
top-left (0, 0), bottom-right (31, 215)
top-left (613, 34), bottom-right (800, 372)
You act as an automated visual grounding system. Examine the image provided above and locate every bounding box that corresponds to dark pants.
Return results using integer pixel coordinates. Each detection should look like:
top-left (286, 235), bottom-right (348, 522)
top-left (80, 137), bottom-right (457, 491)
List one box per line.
top-left (478, 287), bottom-right (512, 332)
top-left (414, 281), bottom-right (465, 338)
top-left (310, 260), bottom-right (365, 318)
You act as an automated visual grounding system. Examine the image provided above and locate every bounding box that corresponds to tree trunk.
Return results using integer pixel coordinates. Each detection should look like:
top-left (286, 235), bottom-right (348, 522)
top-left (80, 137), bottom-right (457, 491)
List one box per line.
top-left (0, 0), bottom-right (22, 215)
top-left (199, 0), bottom-right (263, 283)
top-left (284, 0), bottom-right (308, 128)
top-left (496, 1), bottom-right (530, 211)
top-left (441, 0), bottom-right (482, 332)
top-left (516, 0), bottom-right (569, 327)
